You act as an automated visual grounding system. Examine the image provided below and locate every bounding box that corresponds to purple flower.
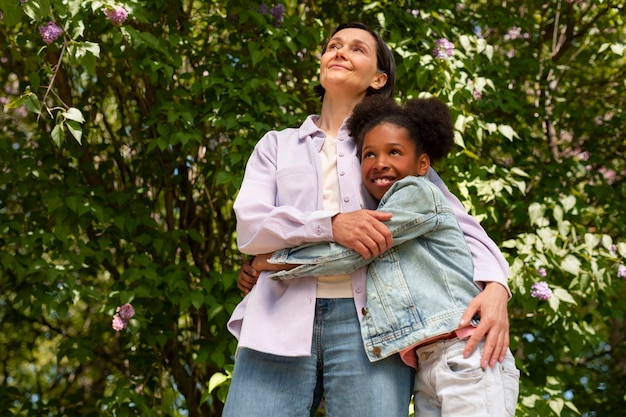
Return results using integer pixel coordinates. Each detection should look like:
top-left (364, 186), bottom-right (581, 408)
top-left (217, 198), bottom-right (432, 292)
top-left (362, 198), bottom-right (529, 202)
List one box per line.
top-left (117, 303), bottom-right (135, 321)
top-left (105, 6), bottom-right (128, 25)
top-left (270, 4), bottom-right (285, 25)
top-left (531, 281), bottom-right (552, 300)
top-left (433, 38), bottom-right (454, 60)
top-left (112, 315), bottom-right (127, 331)
top-left (618, 265), bottom-right (626, 279)
top-left (258, 4), bottom-right (269, 14)
top-left (609, 244), bottom-right (617, 254)
top-left (112, 303), bottom-right (135, 331)
top-left (538, 267), bottom-right (547, 277)
top-left (473, 89), bottom-right (482, 100)
top-left (39, 21), bottom-right (63, 44)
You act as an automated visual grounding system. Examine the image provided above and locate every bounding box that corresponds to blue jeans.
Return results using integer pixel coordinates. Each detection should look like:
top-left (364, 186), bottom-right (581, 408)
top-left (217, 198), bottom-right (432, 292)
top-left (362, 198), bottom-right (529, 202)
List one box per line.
top-left (222, 298), bottom-right (413, 417)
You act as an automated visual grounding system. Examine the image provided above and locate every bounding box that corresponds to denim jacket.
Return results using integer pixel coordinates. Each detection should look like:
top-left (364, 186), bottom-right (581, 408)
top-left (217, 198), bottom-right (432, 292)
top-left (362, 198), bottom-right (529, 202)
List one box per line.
top-left (269, 176), bottom-right (481, 362)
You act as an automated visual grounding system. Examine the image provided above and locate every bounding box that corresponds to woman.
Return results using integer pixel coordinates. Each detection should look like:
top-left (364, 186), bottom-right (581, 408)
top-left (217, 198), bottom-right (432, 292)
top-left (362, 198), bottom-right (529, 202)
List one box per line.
top-left (224, 23), bottom-right (509, 417)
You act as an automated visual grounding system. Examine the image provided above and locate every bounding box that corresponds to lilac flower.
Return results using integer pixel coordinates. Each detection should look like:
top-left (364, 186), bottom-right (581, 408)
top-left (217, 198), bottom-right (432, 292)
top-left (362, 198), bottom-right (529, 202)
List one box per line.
top-left (531, 281), bottom-right (552, 300)
top-left (258, 4), bottom-right (269, 14)
top-left (112, 315), bottom-right (127, 331)
top-left (618, 265), bottom-right (626, 279)
top-left (609, 244), bottom-right (617, 254)
top-left (117, 303), bottom-right (135, 321)
top-left (105, 6), bottom-right (128, 25)
top-left (39, 21), bottom-right (63, 44)
top-left (538, 267), bottom-right (547, 277)
top-left (112, 303), bottom-right (135, 331)
top-left (433, 38), bottom-right (454, 60)
top-left (270, 4), bottom-right (285, 25)
top-left (504, 27), bottom-right (522, 41)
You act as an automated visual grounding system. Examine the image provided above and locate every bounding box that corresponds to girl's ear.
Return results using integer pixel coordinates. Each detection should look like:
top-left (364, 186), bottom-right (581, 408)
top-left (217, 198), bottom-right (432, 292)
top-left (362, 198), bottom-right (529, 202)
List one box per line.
top-left (416, 153), bottom-right (430, 176)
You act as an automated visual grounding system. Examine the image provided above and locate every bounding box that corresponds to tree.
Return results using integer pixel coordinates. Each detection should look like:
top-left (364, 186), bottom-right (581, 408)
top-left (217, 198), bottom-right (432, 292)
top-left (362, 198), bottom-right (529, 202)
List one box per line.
top-left (1, 0), bottom-right (624, 416)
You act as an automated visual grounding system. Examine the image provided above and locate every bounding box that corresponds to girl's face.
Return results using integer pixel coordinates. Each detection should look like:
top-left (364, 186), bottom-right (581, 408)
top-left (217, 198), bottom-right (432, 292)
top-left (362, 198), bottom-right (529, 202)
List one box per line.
top-left (319, 28), bottom-right (387, 98)
top-left (360, 123), bottom-right (430, 201)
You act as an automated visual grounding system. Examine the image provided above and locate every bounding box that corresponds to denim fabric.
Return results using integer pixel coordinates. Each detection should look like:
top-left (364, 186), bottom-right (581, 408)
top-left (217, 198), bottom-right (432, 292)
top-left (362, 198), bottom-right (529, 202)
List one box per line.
top-left (269, 176), bottom-right (481, 362)
top-left (222, 298), bottom-right (413, 417)
top-left (413, 338), bottom-right (520, 417)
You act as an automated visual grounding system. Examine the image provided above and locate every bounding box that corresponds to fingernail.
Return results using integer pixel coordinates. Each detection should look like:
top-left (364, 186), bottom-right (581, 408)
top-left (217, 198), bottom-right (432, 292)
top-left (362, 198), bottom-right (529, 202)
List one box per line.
top-left (459, 319), bottom-right (466, 326)
top-left (481, 360), bottom-right (488, 368)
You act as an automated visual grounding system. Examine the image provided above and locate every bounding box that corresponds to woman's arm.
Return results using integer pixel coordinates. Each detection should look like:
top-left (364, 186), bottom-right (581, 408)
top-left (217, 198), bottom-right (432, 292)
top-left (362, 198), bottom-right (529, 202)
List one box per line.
top-left (235, 129), bottom-right (393, 259)
top-left (234, 131), bottom-right (337, 255)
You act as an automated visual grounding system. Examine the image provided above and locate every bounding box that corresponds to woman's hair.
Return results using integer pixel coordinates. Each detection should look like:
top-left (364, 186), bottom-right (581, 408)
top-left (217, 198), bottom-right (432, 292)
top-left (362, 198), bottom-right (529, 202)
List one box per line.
top-left (347, 95), bottom-right (455, 163)
top-left (314, 22), bottom-right (396, 100)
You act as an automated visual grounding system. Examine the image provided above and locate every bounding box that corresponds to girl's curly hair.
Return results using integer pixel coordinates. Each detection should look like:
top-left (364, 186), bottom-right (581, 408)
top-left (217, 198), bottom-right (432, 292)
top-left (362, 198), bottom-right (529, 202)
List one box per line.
top-left (347, 95), bottom-right (454, 163)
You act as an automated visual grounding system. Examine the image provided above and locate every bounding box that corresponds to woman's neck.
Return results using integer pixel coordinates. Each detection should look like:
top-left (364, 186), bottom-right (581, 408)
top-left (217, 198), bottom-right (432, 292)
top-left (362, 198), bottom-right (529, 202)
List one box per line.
top-left (317, 92), bottom-right (366, 137)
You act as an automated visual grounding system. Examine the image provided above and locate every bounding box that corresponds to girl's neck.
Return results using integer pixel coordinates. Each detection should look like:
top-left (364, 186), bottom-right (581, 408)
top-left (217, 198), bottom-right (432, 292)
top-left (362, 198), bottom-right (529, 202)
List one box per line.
top-left (317, 91), bottom-right (366, 137)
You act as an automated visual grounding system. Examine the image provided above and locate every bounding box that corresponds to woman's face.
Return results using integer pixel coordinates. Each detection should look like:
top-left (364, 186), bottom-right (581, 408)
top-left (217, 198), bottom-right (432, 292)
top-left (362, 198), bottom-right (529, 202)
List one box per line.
top-left (360, 123), bottom-right (430, 201)
top-left (319, 28), bottom-right (387, 98)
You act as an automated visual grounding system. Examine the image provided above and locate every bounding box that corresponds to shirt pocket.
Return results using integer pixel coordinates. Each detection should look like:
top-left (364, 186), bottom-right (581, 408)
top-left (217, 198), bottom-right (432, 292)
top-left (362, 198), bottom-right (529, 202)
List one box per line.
top-left (276, 164), bottom-right (318, 209)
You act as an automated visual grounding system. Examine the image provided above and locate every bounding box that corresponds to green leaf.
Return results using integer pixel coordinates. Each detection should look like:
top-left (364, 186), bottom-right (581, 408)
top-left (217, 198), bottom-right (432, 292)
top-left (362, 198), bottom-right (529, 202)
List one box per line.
top-left (22, 0), bottom-right (51, 21)
top-left (497, 124), bottom-right (517, 141)
top-left (0, 1), bottom-right (24, 26)
top-left (66, 120), bottom-right (83, 144)
top-left (552, 287), bottom-right (577, 305)
top-left (208, 372), bottom-right (230, 394)
top-left (561, 255), bottom-right (581, 276)
top-left (5, 95), bottom-right (28, 109)
top-left (62, 107), bottom-right (85, 123)
top-left (24, 94), bottom-right (41, 114)
top-left (51, 124), bottom-right (64, 147)
top-left (190, 291), bottom-right (204, 310)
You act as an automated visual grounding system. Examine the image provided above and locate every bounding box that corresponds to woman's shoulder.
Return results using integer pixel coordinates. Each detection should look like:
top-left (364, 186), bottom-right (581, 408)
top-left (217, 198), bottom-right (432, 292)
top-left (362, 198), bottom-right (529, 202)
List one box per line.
top-left (258, 115), bottom-right (321, 144)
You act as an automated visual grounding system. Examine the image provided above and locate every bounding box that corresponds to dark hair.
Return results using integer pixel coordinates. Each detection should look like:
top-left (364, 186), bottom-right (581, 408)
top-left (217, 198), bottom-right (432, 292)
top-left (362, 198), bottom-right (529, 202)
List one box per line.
top-left (313, 22), bottom-right (396, 100)
top-left (347, 95), bottom-right (454, 163)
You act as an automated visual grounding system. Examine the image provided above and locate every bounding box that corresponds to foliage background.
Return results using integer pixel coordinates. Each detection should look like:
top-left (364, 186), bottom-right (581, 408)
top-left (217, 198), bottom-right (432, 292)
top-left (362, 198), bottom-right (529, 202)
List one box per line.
top-left (1, 0), bottom-right (624, 416)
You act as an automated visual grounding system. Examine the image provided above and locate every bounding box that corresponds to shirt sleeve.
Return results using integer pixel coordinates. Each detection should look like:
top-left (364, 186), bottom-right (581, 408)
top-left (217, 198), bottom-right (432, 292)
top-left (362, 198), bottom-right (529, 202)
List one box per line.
top-left (233, 132), bottom-right (337, 255)
top-left (426, 168), bottom-right (511, 297)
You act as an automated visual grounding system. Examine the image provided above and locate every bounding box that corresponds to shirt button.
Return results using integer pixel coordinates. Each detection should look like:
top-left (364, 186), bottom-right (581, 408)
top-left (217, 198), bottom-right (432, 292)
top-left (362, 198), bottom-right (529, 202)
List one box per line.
top-left (343, 197), bottom-right (350, 203)
top-left (338, 152), bottom-right (344, 157)
top-left (361, 307), bottom-right (368, 316)
top-left (315, 226), bottom-right (322, 235)
top-left (339, 171), bottom-right (345, 176)
top-left (372, 346), bottom-right (382, 356)
top-left (355, 287), bottom-right (362, 293)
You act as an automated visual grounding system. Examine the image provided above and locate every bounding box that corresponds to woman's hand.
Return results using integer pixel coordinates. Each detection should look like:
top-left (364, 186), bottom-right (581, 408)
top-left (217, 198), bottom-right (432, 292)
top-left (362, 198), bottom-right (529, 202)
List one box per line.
top-left (237, 258), bottom-right (259, 294)
top-left (331, 210), bottom-right (393, 259)
top-left (458, 282), bottom-right (510, 368)
top-left (237, 254), bottom-right (298, 294)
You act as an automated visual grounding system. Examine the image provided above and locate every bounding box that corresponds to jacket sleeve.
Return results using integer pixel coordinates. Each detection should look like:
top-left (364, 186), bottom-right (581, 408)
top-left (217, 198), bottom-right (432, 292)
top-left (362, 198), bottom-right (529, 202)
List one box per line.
top-left (269, 178), bottom-right (443, 280)
top-left (233, 132), bottom-right (337, 255)
top-left (426, 168), bottom-right (511, 296)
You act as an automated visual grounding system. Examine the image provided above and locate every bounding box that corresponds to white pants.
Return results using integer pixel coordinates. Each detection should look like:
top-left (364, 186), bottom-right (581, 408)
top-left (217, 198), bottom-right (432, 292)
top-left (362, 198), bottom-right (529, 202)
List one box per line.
top-left (413, 338), bottom-right (520, 417)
